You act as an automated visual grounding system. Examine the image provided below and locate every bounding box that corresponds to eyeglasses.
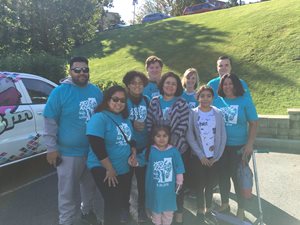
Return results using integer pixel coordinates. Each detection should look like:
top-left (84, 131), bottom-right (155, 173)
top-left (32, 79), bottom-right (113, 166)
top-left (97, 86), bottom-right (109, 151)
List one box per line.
top-left (111, 96), bottom-right (126, 103)
top-left (71, 67), bottom-right (89, 73)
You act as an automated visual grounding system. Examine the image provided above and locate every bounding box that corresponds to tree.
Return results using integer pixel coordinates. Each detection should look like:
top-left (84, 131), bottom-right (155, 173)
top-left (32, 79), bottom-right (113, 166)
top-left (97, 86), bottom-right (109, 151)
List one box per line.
top-left (0, 0), bottom-right (113, 56)
top-left (135, 0), bottom-right (205, 21)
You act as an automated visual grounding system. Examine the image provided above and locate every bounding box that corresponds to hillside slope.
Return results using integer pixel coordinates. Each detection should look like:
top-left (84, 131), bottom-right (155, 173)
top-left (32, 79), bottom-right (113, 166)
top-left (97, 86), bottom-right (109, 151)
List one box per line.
top-left (73, 0), bottom-right (300, 114)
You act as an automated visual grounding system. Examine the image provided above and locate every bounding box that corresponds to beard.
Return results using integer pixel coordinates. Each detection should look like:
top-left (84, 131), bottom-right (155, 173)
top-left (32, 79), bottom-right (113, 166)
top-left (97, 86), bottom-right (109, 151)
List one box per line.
top-left (72, 75), bottom-right (89, 87)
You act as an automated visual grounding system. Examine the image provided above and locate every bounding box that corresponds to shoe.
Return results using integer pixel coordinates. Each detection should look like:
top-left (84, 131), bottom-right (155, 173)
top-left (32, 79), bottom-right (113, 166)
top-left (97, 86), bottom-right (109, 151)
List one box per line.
top-left (81, 211), bottom-right (98, 225)
top-left (138, 207), bottom-right (148, 223)
top-left (120, 209), bottom-right (130, 223)
top-left (205, 211), bottom-right (219, 225)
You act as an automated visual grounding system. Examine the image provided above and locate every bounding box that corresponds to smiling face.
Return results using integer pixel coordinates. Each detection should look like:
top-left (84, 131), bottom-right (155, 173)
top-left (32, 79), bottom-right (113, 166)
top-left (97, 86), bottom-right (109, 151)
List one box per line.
top-left (154, 130), bottom-right (169, 150)
top-left (185, 73), bottom-right (197, 91)
top-left (147, 62), bottom-right (162, 82)
top-left (198, 90), bottom-right (213, 110)
top-left (69, 62), bottom-right (89, 86)
top-left (127, 76), bottom-right (144, 97)
top-left (222, 77), bottom-right (235, 98)
top-left (217, 59), bottom-right (232, 77)
top-left (163, 76), bottom-right (177, 97)
top-left (108, 91), bottom-right (126, 114)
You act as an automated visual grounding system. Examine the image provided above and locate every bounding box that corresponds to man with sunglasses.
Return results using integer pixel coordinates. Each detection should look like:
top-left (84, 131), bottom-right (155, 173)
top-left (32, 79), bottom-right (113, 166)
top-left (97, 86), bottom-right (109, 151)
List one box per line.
top-left (44, 56), bottom-right (103, 225)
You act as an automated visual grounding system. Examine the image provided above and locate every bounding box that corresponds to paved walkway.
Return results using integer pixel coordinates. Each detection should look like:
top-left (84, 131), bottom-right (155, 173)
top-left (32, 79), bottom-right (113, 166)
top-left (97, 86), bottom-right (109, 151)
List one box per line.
top-left (127, 151), bottom-right (300, 225)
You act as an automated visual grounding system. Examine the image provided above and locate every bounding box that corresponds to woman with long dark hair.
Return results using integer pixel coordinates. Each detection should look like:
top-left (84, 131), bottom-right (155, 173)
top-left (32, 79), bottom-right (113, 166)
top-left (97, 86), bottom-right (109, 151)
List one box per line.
top-left (214, 73), bottom-right (258, 220)
top-left (86, 85), bottom-right (136, 225)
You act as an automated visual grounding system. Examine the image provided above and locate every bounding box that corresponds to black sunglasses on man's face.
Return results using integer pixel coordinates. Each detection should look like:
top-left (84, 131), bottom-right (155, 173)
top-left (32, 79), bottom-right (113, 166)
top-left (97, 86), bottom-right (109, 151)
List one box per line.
top-left (71, 67), bottom-right (89, 73)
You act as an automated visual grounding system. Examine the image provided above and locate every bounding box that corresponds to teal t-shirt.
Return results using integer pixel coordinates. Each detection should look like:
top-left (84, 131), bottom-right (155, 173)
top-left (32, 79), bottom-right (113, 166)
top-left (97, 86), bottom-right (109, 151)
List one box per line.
top-left (144, 145), bottom-right (185, 213)
top-left (181, 91), bottom-right (198, 109)
top-left (43, 83), bottom-right (103, 156)
top-left (214, 96), bottom-right (258, 146)
top-left (207, 76), bottom-right (252, 104)
top-left (127, 96), bottom-right (149, 151)
top-left (143, 81), bottom-right (160, 100)
top-left (159, 95), bottom-right (177, 124)
top-left (86, 110), bottom-right (133, 175)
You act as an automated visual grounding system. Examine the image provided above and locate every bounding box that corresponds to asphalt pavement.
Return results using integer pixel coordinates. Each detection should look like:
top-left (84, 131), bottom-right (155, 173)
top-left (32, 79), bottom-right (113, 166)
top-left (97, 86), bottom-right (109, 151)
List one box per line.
top-left (0, 152), bottom-right (299, 225)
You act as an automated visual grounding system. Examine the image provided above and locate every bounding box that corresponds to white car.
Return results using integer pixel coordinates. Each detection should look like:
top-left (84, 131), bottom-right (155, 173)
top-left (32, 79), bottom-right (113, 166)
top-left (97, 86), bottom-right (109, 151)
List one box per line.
top-left (0, 71), bottom-right (57, 167)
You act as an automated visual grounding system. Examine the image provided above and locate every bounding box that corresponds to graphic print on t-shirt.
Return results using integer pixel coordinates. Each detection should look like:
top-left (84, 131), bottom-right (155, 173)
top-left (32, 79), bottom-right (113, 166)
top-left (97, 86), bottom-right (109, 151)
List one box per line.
top-left (153, 157), bottom-right (173, 187)
top-left (79, 97), bottom-right (98, 123)
top-left (130, 105), bottom-right (147, 122)
top-left (198, 110), bottom-right (216, 157)
top-left (220, 105), bottom-right (239, 126)
top-left (162, 107), bottom-right (171, 121)
top-left (188, 102), bottom-right (196, 109)
top-left (116, 123), bottom-right (131, 146)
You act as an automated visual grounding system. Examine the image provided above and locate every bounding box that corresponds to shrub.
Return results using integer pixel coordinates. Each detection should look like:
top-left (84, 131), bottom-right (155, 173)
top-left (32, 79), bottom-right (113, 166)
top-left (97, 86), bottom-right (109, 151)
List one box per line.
top-left (0, 52), bottom-right (67, 83)
top-left (95, 80), bottom-right (122, 91)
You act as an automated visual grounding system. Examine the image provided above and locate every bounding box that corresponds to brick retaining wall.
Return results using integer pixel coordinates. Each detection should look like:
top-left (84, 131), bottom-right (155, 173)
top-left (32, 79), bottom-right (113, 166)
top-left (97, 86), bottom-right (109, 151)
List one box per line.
top-left (256, 108), bottom-right (300, 153)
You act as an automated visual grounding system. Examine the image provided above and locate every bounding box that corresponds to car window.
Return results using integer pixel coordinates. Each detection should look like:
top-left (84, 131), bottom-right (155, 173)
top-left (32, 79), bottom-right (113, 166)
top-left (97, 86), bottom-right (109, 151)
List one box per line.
top-left (22, 78), bottom-right (55, 104)
top-left (0, 76), bottom-right (22, 107)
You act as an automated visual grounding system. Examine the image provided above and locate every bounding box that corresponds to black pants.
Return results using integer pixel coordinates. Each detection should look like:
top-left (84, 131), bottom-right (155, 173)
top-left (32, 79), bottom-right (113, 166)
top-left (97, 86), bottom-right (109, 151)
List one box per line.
top-left (191, 155), bottom-right (218, 209)
top-left (91, 167), bottom-right (131, 225)
top-left (218, 145), bottom-right (245, 209)
top-left (124, 166), bottom-right (146, 211)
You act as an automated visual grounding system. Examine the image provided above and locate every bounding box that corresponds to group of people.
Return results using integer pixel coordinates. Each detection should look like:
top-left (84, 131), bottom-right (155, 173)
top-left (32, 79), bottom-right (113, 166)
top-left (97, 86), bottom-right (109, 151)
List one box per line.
top-left (44, 55), bottom-right (258, 225)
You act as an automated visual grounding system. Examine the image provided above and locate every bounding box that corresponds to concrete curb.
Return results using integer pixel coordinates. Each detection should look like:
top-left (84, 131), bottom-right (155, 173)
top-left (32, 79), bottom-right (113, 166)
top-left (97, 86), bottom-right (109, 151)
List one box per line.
top-left (255, 137), bottom-right (300, 154)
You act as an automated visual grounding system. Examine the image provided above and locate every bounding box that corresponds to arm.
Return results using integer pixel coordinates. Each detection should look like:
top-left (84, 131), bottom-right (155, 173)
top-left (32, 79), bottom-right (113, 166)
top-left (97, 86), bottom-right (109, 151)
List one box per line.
top-left (44, 117), bottom-right (60, 166)
top-left (87, 135), bottom-right (118, 187)
top-left (243, 120), bottom-right (258, 158)
top-left (186, 110), bottom-right (206, 160)
top-left (212, 110), bottom-right (227, 162)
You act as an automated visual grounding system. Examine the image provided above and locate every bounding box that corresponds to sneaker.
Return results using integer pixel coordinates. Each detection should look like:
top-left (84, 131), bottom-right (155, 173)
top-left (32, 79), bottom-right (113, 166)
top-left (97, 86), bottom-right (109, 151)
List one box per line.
top-left (138, 207), bottom-right (148, 223)
top-left (81, 211), bottom-right (98, 225)
top-left (120, 209), bottom-right (130, 223)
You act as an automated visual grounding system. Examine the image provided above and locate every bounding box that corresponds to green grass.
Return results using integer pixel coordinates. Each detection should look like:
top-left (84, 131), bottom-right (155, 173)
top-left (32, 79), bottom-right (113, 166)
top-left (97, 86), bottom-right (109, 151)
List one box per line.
top-left (72, 0), bottom-right (300, 114)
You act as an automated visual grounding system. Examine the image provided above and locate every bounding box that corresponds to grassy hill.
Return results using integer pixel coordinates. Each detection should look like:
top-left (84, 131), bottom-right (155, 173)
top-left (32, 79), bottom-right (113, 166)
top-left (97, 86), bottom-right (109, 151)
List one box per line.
top-left (73, 0), bottom-right (300, 114)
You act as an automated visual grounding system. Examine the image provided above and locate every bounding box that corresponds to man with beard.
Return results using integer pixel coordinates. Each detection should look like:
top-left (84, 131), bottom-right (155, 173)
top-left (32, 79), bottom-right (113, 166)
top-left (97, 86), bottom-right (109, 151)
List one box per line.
top-left (44, 57), bottom-right (103, 225)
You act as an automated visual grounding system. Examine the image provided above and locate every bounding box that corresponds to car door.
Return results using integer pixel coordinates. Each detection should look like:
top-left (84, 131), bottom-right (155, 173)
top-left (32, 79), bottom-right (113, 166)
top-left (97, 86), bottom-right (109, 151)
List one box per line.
top-left (19, 77), bottom-right (56, 153)
top-left (0, 75), bottom-right (37, 166)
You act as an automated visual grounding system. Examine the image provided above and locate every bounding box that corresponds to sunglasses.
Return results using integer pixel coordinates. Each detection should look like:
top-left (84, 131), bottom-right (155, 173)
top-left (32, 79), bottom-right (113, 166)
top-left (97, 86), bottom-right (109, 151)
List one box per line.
top-left (111, 96), bottom-right (126, 103)
top-left (71, 67), bottom-right (89, 73)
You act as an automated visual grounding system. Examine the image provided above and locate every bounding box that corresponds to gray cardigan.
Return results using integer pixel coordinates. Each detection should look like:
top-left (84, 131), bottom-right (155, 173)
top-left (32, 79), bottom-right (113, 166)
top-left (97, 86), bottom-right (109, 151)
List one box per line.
top-left (186, 106), bottom-right (226, 161)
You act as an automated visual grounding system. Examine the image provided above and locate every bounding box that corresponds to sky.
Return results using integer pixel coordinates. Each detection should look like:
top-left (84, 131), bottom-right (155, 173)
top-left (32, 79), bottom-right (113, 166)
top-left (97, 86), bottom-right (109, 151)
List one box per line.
top-left (108, 0), bottom-right (145, 24)
top-left (108, 0), bottom-right (258, 24)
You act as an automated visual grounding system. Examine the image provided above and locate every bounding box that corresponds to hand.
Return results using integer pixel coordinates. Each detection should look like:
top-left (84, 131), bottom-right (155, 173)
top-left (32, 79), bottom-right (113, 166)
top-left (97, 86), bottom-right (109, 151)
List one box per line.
top-left (175, 184), bottom-right (182, 194)
top-left (46, 151), bottom-right (60, 167)
top-left (200, 157), bottom-right (211, 166)
top-left (243, 143), bottom-right (253, 160)
top-left (133, 120), bottom-right (145, 131)
top-left (208, 158), bottom-right (216, 167)
top-left (128, 154), bottom-right (138, 167)
top-left (104, 168), bottom-right (118, 187)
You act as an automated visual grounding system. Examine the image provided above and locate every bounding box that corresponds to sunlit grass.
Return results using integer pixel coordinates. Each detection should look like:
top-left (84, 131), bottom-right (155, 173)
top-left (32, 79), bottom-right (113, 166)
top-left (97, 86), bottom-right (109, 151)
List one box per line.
top-left (72, 0), bottom-right (300, 114)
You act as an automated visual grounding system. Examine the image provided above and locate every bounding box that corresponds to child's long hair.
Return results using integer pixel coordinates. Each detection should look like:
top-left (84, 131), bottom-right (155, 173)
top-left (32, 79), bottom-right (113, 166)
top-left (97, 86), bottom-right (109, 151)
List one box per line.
top-left (146, 125), bottom-right (171, 161)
